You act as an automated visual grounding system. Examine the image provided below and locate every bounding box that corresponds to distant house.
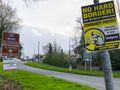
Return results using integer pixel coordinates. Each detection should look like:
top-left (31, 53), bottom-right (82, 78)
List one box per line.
top-left (70, 54), bottom-right (81, 60)
top-left (33, 54), bottom-right (45, 62)
top-left (69, 54), bottom-right (82, 68)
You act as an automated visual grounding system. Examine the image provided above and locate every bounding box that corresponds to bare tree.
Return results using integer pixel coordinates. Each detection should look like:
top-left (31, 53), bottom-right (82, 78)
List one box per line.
top-left (0, 2), bottom-right (21, 33)
top-left (53, 40), bottom-right (61, 53)
top-left (0, 0), bottom-right (45, 4)
top-left (71, 17), bottom-right (84, 54)
top-left (42, 41), bottom-right (61, 54)
top-left (42, 43), bottom-right (50, 54)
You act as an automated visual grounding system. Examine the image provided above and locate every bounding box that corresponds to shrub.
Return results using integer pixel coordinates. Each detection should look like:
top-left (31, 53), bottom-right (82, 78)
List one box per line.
top-left (43, 53), bottom-right (69, 68)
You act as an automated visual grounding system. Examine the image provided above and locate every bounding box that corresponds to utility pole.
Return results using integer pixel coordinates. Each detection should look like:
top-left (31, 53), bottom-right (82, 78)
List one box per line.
top-left (34, 49), bottom-right (35, 56)
top-left (85, 58), bottom-right (86, 70)
top-left (83, 48), bottom-right (87, 70)
top-left (69, 37), bottom-right (72, 70)
top-left (93, 0), bottom-right (114, 90)
top-left (38, 41), bottom-right (40, 62)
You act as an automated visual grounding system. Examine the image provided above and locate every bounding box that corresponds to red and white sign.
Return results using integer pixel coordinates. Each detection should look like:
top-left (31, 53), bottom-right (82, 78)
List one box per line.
top-left (3, 64), bottom-right (16, 70)
top-left (1, 32), bottom-right (20, 56)
top-left (2, 45), bottom-right (19, 56)
top-left (2, 32), bottom-right (19, 45)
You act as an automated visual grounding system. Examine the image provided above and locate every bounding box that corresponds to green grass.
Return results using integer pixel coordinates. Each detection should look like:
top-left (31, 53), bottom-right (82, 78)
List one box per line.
top-left (26, 62), bottom-right (120, 78)
top-left (0, 62), bottom-right (96, 90)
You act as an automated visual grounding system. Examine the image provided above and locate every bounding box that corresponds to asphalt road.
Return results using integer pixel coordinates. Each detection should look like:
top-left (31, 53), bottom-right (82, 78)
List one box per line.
top-left (17, 62), bottom-right (120, 90)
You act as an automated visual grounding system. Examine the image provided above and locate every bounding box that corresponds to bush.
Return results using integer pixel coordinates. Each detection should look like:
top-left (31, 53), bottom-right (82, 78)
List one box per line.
top-left (109, 50), bottom-right (120, 70)
top-left (43, 53), bottom-right (69, 68)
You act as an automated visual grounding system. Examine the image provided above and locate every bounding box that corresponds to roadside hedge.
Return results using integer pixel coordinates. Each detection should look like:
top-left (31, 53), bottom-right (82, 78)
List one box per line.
top-left (43, 53), bottom-right (69, 68)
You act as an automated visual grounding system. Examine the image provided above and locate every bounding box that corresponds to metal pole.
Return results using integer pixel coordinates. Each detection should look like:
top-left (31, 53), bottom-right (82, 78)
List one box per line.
top-left (83, 48), bottom-right (87, 70)
top-left (14, 69), bottom-right (16, 75)
top-left (2, 57), bottom-right (5, 76)
top-left (69, 37), bottom-right (72, 70)
top-left (38, 41), bottom-right (40, 62)
top-left (34, 49), bottom-right (35, 56)
top-left (85, 60), bottom-right (86, 70)
top-left (2, 68), bottom-right (4, 76)
top-left (34, 49), bottom-right (35, 62)
top-left (101, 51), bottom-right (114, 90)
top-left (90, 59), bottom-right (92, 71)
top-left (93, 0), bottom-right (114, 90)
top-left (89, 53), bottom-right (92, 71)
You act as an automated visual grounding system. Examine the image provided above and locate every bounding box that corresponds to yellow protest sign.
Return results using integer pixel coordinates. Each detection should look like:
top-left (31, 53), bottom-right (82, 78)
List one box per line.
top-left (82, 1), bottom-right (120, 52)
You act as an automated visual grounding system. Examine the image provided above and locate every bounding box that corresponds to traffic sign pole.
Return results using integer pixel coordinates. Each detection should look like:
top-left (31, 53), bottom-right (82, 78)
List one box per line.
top-left (1, 32), bottom-right (19, 76)
top-left (101, 50), bottom-right (114, 90)
top-left (93, 0), bottom-right (114, 90)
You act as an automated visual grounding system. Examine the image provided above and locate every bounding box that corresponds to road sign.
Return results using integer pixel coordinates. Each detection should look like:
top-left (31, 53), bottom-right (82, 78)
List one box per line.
top-left (83, 48), bottom-right (92, 61)
top-left (2, 32), bottom-right (19, 45)
top-left (2, 45), bottom-right (19, 56)
top-left (3, 57), bottom-right (17, 70)
top-left (81, 1), bottom-right (120, 53)
top-left (1, 32), bottom-right (20, 56)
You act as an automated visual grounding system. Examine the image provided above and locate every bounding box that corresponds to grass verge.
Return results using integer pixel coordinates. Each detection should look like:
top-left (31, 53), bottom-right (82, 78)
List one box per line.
top-left (26, 62), bottom-right (120, 78)
top-left (0, 62), bottom-right (96, 90)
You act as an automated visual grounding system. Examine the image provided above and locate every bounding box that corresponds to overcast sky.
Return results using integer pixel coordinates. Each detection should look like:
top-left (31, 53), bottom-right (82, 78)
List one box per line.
top-left (10, 0), bottom-right (112, 58)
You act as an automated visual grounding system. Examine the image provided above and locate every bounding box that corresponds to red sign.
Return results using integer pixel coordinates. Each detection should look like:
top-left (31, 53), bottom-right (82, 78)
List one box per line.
top-left (2, 45), bottom-right (19, 56)
top-left (2, 32), bottom-right (19, 45)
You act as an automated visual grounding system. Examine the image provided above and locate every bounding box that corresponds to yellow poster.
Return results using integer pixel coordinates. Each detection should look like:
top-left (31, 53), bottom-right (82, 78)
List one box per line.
top-left (82, 1), bottom-right (120, 52)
